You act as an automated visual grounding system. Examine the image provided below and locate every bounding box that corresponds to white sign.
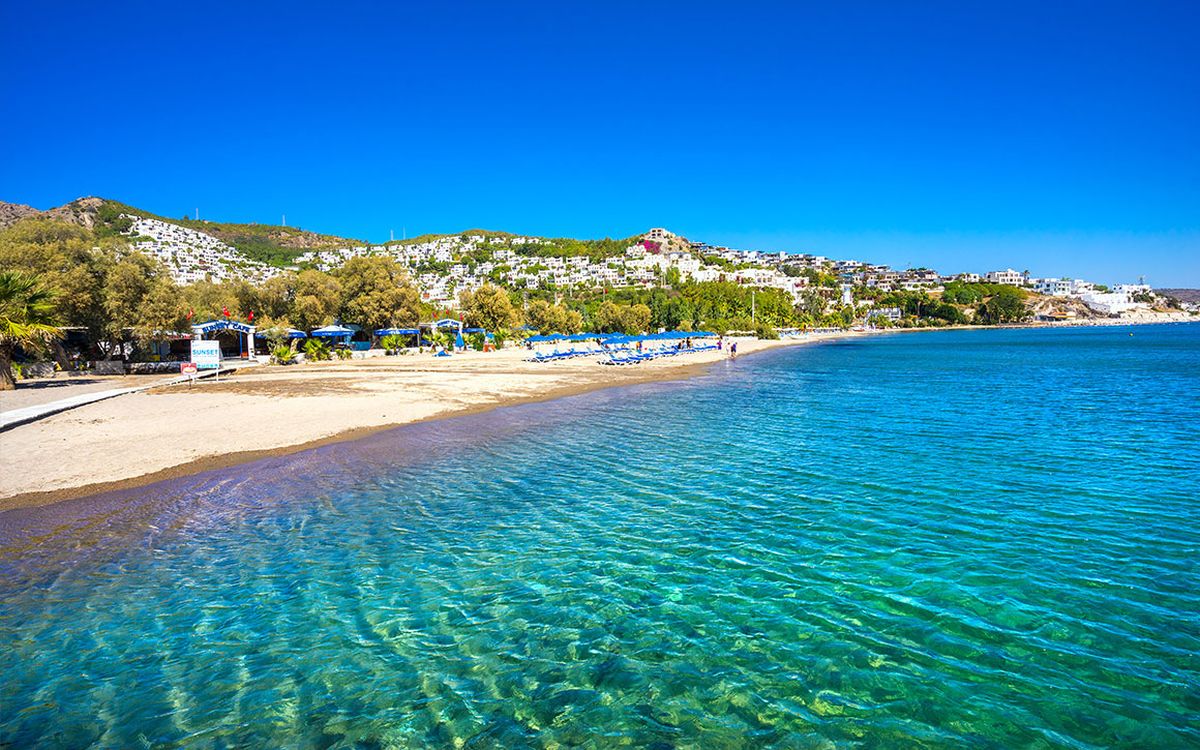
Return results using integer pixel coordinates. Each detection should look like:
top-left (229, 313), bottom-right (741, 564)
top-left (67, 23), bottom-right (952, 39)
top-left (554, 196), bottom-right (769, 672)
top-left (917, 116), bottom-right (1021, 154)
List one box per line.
top-left (191, 340), bottom-right (221, 370)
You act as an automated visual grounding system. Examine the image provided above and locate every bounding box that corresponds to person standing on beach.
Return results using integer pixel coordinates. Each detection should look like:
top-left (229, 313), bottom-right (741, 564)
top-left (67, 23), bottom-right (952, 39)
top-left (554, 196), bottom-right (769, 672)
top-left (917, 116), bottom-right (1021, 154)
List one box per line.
top-left (730, 341), bottom-right (738, 358)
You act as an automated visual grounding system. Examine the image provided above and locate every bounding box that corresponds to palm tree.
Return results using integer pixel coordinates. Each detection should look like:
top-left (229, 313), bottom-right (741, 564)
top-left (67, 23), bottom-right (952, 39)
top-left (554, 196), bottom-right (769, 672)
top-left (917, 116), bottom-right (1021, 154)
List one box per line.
top-left (0, 271), bottom-right (61, 390)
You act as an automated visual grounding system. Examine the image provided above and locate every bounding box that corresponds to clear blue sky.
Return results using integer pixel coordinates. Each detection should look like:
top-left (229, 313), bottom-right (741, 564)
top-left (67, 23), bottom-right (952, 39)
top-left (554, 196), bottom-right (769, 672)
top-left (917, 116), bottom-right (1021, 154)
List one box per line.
top-left (2, 1), bottom-right (1197, 285)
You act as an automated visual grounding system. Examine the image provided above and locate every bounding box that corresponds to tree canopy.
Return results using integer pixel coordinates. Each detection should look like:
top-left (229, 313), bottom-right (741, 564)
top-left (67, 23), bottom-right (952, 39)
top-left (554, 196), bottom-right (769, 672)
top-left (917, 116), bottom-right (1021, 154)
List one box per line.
top-left (335, 256), bottom-right (423, 331)
top-left (460, 284), bottom-right (517, 331)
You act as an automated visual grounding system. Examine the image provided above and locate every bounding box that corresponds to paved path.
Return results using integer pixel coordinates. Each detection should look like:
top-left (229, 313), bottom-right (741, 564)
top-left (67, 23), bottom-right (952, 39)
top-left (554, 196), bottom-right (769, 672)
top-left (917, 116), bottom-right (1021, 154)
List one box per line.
top-left (0, 363), bottom-right (254, 432)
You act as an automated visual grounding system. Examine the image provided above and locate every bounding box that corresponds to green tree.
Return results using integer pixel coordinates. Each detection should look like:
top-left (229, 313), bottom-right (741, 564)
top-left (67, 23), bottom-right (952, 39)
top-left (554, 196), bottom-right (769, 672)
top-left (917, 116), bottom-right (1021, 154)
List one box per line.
top-left (461, 283), bottom-right (517, 331)
top-left (977, 287), bottom-right (1029, 324)
top-left (290, 270), bottom-right (342, 330)
top-left (258, 273), bottom-right (296, 321)
top-left (103, 252), bottom-right (174, 356)
top-left (622, 303), bottom-right (652, 334)
top-left (181, 279), bottom-right (241, 322)
top-left (524, 299), bottom-right (553, 332)
top-left (0, 218), bottom-right (114, 350)
top-left (550, 305), bottom-right (583, 334)
top-left (133, 279), bottom-right (188, 346)
top-left (526, 299), bottom-right (582, 333)
top-left (336, 256), bottom-right (422, 330)
top-left (0, 271), bottom-right (61, 389)
top-left (593, 300), bottom-right (625, 333)
top-left (794, 290), bottom-right (826, 322)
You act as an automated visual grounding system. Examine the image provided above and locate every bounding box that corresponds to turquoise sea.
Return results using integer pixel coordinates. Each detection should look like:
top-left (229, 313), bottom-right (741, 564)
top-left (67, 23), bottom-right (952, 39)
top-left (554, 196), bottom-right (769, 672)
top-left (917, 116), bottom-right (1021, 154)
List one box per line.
top-left (1, 325), bottom-right (1198, 749)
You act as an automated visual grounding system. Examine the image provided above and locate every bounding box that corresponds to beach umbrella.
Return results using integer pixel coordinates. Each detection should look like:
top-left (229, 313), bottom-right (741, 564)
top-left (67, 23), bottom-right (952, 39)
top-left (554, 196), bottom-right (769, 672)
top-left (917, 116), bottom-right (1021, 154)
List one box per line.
top-left (310, 324), bottom-right (353, 344)
top-left (311, 325), bottom-right (352, 337)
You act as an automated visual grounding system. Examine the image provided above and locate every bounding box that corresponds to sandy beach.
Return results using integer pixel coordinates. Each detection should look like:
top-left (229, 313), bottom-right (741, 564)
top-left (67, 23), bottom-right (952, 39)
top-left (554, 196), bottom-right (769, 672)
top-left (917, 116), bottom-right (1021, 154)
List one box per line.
top-left (3, 318), bottom-right (1195, 510)
top-left (0, 334), bottom-right (852, 509)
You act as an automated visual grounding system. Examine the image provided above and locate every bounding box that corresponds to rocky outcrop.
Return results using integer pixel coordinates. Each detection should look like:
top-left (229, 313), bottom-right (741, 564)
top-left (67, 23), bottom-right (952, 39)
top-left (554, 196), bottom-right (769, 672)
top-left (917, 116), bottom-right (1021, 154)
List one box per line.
top-left (43, 197), bottom-right (106, 229)
top-left (0, 196), bottom-right (109, 230)
top-left (0, 201), bottom-right (43, 229)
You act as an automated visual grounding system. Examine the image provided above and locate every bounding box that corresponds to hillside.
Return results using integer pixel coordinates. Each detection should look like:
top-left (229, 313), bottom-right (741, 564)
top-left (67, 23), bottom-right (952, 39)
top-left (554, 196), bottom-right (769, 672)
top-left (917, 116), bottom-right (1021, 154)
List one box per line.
top-left (0, 197), bottom-right (657, 289)
top-left (1155, 288), bottom-right (1200, 304)
top-left (0, 197), bottom-right (643, 268)
top-left (0, 201), bottom-right (41, 228)
top-left (0, 197), bottom-right (366, 267)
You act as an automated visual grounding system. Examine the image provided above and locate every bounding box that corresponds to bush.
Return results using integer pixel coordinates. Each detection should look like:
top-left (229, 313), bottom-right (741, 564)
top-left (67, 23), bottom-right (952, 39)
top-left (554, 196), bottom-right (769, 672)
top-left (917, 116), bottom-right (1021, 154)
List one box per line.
top-left (335, 348), bottom-right (352, 360)
top-left (303, 338), bottom-right (331, 361)
top-left (380, 334), bottom-right (405, 353)
top-left (270, 344), bottom-right (295, 365)
top-left (754, 322), bottom-right (779, 339)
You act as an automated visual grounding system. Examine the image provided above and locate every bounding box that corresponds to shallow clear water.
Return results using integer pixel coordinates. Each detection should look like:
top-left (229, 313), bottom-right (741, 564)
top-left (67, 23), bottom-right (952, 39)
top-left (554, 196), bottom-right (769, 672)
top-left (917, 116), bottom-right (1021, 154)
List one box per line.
top-left (2, 325), bottom-right (1198, 749)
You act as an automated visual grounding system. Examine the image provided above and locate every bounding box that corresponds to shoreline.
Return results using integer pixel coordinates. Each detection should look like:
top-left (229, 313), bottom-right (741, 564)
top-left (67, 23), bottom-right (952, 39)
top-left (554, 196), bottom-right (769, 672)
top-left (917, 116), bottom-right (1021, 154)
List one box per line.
top-left (0, 334), bottom-right (838, 511)
top-left (0, 362), bottom-right (712, 512)
top-left (1, 318), bottom-right (1194, 512)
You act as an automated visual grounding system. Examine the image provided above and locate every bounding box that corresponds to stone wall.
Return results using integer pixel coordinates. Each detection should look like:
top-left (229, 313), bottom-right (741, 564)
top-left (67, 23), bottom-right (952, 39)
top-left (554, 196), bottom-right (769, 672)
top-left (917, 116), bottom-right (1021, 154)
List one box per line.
top-left (18, 362), bottom-right (56, 379)
top-left (91, 360), bottom-right (126, 375)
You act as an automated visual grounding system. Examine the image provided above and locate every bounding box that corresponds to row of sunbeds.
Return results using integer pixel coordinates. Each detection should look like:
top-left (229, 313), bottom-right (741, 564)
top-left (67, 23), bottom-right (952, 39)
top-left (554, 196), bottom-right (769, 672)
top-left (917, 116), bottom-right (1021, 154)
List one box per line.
top-left (599, 342), bottom-right (720, 366)
top-left (526, 341), bottom-right (721, 365)
top-left (526, 344), bottom-right (607, 362)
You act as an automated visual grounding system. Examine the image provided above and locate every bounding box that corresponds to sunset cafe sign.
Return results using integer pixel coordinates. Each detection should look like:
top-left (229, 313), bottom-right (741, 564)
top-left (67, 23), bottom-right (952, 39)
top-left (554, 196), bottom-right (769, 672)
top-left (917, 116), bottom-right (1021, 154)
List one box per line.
top-left (190, 340), bottom-right (221, 370)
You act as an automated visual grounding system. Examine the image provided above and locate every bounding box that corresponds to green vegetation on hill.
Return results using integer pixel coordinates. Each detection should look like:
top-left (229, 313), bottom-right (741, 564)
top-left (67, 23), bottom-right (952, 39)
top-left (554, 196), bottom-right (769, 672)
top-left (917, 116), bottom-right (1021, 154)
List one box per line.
top-left (512, 237), bottom-right (633, 262)
top-left (177, 220), bottom-right (364, 268)
top-left (514, 280), bottom-right (839, 335)
top-left (87, 198), bottom-right (366, 268)
top-left (388, 230), bottom-right (637, 263)
top-left (941, 281), bottom-right (1027, 305)
top-left (867, 282), bottom-right (1031, 326)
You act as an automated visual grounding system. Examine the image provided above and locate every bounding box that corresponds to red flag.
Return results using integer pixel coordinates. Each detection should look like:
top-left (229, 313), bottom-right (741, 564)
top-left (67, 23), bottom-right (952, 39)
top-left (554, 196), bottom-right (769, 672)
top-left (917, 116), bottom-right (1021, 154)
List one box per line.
top-left (222, 305), bottom-right (230, 318)
top-left (186, 309), bottom-right (194, 320)
top-left (248, 310), bottom-right (255, 322)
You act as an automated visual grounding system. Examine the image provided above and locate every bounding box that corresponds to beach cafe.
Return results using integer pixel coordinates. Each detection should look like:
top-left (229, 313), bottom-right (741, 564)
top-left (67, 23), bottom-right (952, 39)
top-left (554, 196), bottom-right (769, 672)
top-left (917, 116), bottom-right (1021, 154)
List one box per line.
top-left (373, 327), bottom-right (423, 348)
top-left (191, 319), bottom-right (256, 359)
top-left (309, 324), bottom-right (354, 347)
top-left (416, 319), bottom-right (490, 351)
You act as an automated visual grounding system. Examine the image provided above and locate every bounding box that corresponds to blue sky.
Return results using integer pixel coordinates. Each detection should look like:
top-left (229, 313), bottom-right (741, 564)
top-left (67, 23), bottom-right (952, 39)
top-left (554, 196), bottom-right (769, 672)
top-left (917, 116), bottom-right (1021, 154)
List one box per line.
top-left (2, 1), bottom-right (1197, 285)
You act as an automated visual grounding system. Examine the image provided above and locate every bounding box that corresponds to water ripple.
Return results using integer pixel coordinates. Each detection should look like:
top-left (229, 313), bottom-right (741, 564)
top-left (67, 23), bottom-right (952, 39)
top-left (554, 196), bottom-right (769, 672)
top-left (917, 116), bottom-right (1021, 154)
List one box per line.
top-left (1, 325), bottom-right (1199, 748)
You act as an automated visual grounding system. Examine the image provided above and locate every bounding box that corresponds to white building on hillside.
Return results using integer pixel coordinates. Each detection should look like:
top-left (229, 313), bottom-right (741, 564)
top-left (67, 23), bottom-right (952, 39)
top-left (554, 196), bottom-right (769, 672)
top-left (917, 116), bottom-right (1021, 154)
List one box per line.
top-left (644, 228), bottom-right (677, 243)
top-left (1033, 278), bottom-right (1074, 296)
top-left (1081, 290), bottom-right (1147, 316)
top-left (984, 269), bottom-right (1026, 285)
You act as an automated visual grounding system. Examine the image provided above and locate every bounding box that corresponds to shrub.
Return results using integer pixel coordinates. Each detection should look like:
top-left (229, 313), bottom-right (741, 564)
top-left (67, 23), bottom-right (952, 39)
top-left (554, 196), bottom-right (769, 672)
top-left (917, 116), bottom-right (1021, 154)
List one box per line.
top-left (303, 338), bottom-right (331, 361)
top-left (270, 344), bottom-right (295, 365)
top-left (754, 322), bottom-right (779, 339)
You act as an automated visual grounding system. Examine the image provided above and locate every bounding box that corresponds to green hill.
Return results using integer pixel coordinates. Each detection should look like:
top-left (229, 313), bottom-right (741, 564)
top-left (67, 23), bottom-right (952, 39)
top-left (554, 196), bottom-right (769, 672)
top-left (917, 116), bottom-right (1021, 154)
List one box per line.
top-left (91, 199), bottom-right (366, 267)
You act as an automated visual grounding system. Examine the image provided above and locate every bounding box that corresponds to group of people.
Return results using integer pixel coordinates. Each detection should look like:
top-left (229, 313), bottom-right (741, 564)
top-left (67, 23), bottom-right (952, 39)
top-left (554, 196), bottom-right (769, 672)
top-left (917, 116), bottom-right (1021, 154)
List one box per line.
top-left (715, 337), bottom-right (738, 358)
